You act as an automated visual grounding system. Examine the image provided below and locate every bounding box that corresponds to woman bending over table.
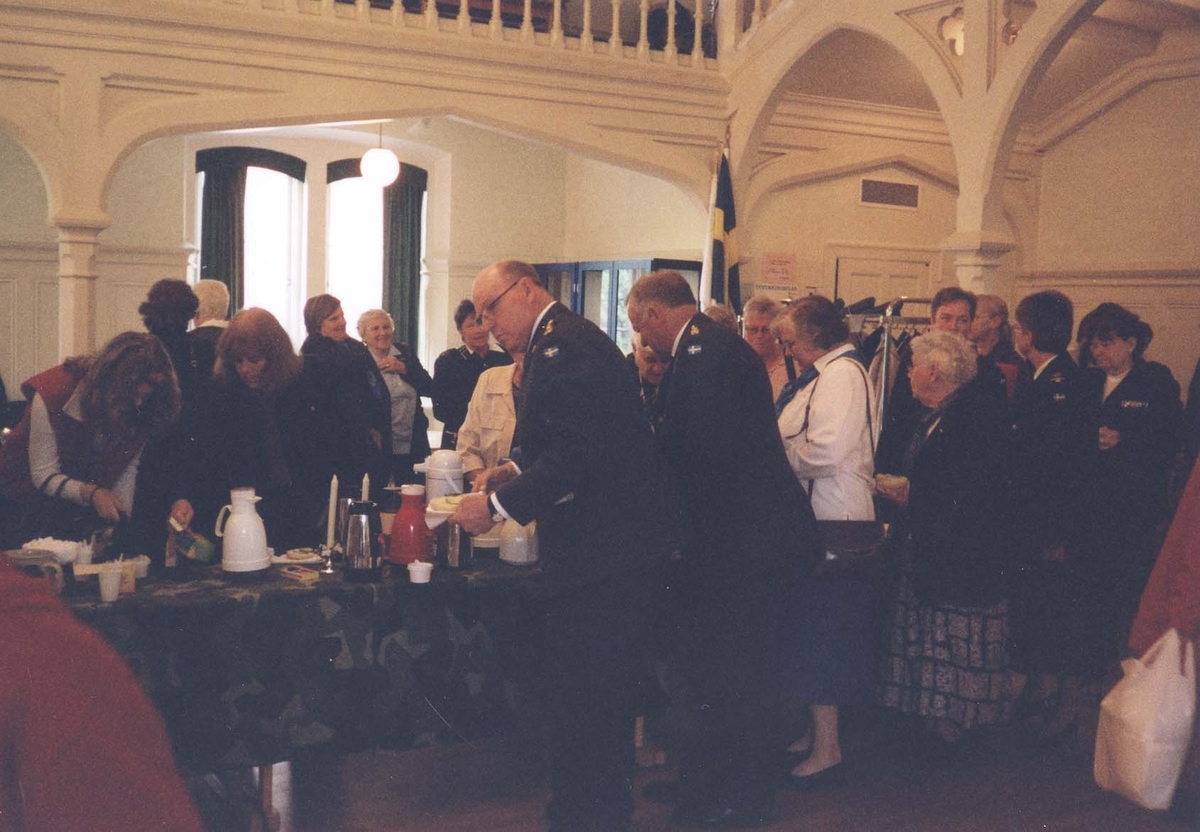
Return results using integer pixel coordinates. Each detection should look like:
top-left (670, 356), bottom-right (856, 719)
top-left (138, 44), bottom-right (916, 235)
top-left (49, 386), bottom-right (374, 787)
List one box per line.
top-left (170, 308), bottom-right (343, 553)
top-left (0, 332), bottom-right (180, 548)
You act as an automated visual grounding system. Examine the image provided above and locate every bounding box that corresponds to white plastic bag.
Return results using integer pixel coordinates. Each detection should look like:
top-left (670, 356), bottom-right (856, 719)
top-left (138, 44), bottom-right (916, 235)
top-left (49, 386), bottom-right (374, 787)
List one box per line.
top-left (1095, 628), bottom-right (1196, 810)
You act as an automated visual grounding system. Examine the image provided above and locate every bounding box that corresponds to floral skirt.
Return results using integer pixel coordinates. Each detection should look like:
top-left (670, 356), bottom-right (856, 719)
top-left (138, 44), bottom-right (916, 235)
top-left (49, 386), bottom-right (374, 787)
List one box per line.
top-left (878, 575), bottom-right (1013, 730)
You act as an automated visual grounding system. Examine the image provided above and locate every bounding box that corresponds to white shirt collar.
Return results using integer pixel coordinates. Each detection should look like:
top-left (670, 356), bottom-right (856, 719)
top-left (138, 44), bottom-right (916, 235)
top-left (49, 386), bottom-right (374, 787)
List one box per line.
top-left (1032, 354), bottom-right (1056, 379)
top-left (669, 316), bottom-right (693, 358)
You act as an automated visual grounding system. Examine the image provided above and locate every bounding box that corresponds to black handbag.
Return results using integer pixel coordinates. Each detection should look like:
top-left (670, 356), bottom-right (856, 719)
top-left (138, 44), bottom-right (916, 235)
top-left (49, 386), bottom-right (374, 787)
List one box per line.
top-left (796, 353), bottom-right (884, 579)
top-left (814, 519), bottom-right (885, 579)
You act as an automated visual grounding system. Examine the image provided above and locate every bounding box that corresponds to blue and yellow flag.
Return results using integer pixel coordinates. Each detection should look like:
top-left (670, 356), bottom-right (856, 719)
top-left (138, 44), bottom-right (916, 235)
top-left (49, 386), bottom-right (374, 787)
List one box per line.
top-left (710, 151), bottom-right (740, 315)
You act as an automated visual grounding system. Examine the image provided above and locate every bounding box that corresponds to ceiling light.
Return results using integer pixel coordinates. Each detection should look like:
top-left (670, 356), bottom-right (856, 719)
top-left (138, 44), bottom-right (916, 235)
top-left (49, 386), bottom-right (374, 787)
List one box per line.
top-left (361, 124), bottom-right (400, 187)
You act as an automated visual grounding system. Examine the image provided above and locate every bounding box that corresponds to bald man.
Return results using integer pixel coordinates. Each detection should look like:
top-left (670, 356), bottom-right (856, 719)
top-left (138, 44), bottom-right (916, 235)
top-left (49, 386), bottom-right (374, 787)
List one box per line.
top-left (452, 261), bottom-right (678, 832)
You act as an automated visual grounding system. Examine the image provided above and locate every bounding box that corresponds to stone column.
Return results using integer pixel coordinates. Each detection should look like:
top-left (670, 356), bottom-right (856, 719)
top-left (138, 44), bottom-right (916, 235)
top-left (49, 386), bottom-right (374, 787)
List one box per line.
top-left (55, 223), bottom-right (106, 359)
top-left (941, 230), bottom-right (1015, 295)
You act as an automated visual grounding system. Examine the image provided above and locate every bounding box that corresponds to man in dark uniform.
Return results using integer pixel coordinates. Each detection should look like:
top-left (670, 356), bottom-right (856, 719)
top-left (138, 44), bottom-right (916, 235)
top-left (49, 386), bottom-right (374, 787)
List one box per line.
top-left (1006, 290), bottom-right (1096, 733)
top-left (626, 270), bottom-right (820, 828)
top-left (453, 261), bottom-right (679, 832)
top-left (431, 299), bottom-right (512, 449)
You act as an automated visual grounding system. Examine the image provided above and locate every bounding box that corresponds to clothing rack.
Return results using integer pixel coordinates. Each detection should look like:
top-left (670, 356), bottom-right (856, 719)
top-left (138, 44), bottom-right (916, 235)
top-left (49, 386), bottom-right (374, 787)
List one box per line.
top-left (851, 297), bottom-right (933, 429)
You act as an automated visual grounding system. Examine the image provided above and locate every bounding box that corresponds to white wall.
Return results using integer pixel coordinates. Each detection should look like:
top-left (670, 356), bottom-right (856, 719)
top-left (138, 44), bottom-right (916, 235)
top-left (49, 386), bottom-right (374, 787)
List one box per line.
top-left (1030, 76), bottom-right (1200, 390)
top-left (1038, 77), bottom-right (1200, 271)
top-left (0, 132), bottom-right (53, 244)
top-left (745, 165), bottom-right (959, 298)
top-left (562, 155), bottom-right (706, 261)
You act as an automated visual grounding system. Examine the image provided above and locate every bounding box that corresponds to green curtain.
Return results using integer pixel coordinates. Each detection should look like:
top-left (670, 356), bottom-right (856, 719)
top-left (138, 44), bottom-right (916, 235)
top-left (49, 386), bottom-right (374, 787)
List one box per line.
top-left (198, 164), bottom-right (247, 312)
top-left (383, 164), bottom-right (428, 346)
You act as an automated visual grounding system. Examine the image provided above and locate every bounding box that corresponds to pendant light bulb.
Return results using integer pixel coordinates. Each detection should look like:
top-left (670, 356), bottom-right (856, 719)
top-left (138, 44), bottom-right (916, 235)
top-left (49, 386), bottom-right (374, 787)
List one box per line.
top-left (361, 124), bottom-right (400, 187)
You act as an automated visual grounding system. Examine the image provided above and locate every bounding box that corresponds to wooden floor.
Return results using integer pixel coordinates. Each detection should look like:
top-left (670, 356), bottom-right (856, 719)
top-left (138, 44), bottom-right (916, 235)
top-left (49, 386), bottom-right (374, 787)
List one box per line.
top-left (196, 707), bottom-right (1200, 832)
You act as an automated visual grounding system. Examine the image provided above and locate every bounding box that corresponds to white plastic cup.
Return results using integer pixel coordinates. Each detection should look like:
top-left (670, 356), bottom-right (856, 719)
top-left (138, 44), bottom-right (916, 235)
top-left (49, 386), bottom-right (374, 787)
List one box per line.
top-left (98, 563), bottom-right (122, 603)
top-left (132, 555), bottom-right (151, 579)
top-left (407, 560), bottom-right (433, 584)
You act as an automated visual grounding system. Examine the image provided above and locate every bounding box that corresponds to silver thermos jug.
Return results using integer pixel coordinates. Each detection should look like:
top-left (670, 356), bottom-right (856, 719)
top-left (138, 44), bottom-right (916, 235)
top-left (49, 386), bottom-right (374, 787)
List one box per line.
top-left (343, 500), bottom-right (383, 581)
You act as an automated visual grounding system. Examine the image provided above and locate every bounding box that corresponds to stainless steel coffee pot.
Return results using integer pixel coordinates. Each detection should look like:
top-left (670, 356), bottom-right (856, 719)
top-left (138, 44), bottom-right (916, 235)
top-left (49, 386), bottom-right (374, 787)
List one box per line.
top-left (343, 500), bottom-right (382, 580)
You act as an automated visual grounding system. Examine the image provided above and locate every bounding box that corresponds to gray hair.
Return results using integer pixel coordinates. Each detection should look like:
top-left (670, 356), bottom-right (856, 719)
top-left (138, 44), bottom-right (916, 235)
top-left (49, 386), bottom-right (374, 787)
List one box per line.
top-left (909, 330), bottom-right (977, 389)
top-left (627, 270), bottom-right (696, 310)
top-left (703, 303), bottom-right (739, 334)
top-left (194, 279), bottom-right (230, 321)
top-left (742, 294), bottom-right (781, 319)
top-left (356, 308), bottom-right (394, 340)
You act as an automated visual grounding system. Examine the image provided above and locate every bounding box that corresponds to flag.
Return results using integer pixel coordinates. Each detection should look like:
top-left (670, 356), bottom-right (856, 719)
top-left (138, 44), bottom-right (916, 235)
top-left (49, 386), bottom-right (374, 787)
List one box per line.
top-left (704, 150), bottom-right (740, 315)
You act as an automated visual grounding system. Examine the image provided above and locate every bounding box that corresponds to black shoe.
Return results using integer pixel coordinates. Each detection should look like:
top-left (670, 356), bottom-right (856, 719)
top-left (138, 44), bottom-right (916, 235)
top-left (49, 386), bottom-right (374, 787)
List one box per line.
top-left (781, 762), bottom-right (845, 791)
top-left (671, 799), bottom-right (773, 828)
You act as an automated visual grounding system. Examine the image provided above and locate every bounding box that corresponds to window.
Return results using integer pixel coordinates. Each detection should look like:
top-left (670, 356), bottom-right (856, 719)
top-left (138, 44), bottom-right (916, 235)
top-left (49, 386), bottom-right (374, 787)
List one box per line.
top-left (326, 175), bottom-right (384, 336)
top-left (243, 167), bottom-right (306, 345)
top-left (196, 147), bottom-right (308, 345)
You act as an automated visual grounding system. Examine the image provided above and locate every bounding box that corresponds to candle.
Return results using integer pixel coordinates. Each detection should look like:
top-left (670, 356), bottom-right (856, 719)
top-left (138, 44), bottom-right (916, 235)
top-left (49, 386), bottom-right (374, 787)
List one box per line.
top-left (361, 473), bottom-right (370, 502)
top-left (326, 474), bottom-right (338, 550)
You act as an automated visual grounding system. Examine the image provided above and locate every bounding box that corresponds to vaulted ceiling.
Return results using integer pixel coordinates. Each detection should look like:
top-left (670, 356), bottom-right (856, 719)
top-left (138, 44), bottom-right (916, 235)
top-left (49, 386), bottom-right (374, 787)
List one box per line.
top-left (781, 0), bottom-right (1200, 126)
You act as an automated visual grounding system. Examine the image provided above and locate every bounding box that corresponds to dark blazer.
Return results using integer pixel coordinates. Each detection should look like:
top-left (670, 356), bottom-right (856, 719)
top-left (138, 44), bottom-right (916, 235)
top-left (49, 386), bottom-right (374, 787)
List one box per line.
top-left (1006, 353), bottom-right (1094, 560)
top-left (653, 313), bottom-right (819, 580)
top-left (494, 304), bottom-right (678, 590)
top-left (300, 334), bottom-right (391, 490)
top-left (907, 386), bottom-right (1009, 607)
top-left (1082, 360), bottom-right (1183, 543)
top-left (432, 346), bottom-right (513, 440)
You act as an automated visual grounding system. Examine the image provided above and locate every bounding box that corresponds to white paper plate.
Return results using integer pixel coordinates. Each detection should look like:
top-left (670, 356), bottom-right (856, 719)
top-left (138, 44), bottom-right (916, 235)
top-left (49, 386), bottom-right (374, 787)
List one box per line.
top-left (271, 549), bottom-right (324, 565)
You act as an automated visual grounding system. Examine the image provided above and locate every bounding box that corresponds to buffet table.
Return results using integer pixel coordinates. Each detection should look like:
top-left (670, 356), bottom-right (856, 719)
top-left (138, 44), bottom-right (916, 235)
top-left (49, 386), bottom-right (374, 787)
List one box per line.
top-left (65, 558), bottom-right (544, 776)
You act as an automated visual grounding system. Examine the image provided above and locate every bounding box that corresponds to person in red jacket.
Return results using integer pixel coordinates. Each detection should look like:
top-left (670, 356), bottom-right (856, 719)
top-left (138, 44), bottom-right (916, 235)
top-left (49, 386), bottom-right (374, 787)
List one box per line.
top-left (0, 562), bottom-right (203, 832)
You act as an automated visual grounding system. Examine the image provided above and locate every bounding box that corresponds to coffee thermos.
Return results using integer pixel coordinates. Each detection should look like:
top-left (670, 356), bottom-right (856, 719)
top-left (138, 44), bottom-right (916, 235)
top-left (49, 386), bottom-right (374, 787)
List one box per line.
top-left (343, 500), bottom-right (383, 581)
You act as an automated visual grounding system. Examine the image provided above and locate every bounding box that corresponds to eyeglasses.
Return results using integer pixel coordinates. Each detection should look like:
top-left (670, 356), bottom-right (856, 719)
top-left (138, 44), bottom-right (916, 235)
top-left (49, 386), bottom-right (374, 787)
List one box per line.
top-left (480, 279), bottom-right (520, 321)
top-left (777, 339), bottom-right (796, 352)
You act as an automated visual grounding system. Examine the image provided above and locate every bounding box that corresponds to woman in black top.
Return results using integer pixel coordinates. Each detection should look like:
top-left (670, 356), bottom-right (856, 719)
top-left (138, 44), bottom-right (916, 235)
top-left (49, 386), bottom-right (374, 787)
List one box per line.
top-left (299, 294), bottom-right (391, 501)
top-left (1078, 303), bottom-right (1183, 635)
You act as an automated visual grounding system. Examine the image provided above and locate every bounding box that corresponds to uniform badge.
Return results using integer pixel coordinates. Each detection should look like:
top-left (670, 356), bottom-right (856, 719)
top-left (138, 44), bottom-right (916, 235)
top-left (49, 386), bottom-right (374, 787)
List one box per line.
top-left (544, 319), bottom-right (555, 335)
top-left (1122, 399), bottom-right (1150, 409)
top-left (543, 346), bottom-right (560, 358)
top-left (689, 324), bottom-right (700, 335)
top-left (687, 344), bottom-right (702, 355)
top-left (1053, 393), bottom-right (1066, 402)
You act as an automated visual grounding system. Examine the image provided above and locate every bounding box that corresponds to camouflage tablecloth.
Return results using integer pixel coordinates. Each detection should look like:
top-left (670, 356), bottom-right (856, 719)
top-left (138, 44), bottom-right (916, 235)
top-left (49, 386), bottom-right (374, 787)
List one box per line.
top-left (66, 559), bottom-right (543, 774)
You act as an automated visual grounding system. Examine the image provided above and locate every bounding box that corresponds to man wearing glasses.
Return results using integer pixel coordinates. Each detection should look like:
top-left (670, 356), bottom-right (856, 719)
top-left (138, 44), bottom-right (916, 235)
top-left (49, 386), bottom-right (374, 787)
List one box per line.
top-left (453, 260), bottom-right (679, 832)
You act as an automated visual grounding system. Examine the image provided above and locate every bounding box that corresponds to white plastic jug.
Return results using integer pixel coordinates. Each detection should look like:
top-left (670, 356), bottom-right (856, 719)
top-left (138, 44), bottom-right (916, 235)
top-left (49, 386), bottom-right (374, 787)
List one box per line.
top-left (499, 518), bottom-right (538, 565)
top-left (415, 450), bottom-right (464, 502)
top-left (215, 487), bottom-right (270, 572)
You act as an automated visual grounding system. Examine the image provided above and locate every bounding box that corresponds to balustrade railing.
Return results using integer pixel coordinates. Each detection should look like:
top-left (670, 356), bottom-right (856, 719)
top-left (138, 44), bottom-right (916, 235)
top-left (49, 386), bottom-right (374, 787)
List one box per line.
top-left (294, 0), bottom-right (728, 65)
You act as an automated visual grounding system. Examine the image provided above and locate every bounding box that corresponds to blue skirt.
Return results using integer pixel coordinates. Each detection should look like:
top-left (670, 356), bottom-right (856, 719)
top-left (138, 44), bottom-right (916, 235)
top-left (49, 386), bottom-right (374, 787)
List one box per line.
top-left (781, 568), bottom-right (876, 706)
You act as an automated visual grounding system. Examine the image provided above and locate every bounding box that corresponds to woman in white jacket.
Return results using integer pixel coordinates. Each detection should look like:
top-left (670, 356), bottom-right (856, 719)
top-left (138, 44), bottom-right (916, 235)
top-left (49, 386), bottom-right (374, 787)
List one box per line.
top-left (773, 295), bottom-right (877, 790)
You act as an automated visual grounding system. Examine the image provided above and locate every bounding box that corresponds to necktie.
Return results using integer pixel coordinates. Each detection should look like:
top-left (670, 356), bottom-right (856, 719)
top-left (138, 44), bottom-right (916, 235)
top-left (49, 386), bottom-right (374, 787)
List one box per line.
top-left (774, 365), bottom-right (819, 417)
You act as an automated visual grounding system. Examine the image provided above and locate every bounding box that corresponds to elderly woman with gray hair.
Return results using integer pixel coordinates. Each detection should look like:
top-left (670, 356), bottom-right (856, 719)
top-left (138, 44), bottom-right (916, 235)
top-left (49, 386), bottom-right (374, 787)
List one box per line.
top-left (875, 330), bottom-right (1013, 752)
top-left (358, 308), bottom-right (434, 486)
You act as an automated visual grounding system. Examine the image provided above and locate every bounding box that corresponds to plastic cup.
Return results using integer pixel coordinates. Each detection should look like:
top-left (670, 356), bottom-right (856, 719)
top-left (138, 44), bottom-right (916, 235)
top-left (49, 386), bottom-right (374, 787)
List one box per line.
top-left (98, 563), bottom-right (122, 602)
top-left (407, 561), bottom-right (433, 584)
top-left (132, 555), bottom-right (150, 579)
